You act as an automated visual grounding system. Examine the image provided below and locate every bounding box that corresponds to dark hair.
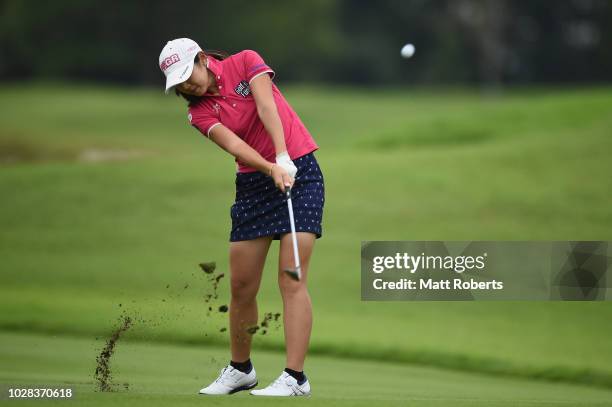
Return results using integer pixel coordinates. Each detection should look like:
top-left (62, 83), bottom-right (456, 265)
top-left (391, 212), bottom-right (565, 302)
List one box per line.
top-left (175, 49), bottom-right (229, 106)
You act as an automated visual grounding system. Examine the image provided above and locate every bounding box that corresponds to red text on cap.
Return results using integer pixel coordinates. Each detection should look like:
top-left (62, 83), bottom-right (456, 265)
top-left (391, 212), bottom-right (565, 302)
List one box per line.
top-left (160, 54), bottom-right (180, 71)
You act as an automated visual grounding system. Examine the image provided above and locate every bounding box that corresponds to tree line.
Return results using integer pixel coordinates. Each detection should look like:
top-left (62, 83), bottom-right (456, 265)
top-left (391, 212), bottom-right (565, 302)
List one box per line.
top-left (1, 0), bottom-right (610, 86)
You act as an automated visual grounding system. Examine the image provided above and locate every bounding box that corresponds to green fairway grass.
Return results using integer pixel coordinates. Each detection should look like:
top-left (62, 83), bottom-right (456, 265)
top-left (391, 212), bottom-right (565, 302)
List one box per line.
top-left (2, 331), bottom-right (612, 406)
top-left (1, 83), bottom-right (612, 400)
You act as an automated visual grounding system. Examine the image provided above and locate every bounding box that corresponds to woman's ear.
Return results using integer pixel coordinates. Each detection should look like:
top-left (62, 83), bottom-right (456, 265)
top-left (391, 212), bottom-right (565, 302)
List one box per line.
top-left (198, 51), bottom-right (207, 66)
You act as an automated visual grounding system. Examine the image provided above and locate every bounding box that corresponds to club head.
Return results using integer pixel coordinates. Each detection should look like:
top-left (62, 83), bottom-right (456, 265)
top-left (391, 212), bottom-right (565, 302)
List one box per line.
top-left (284, 268), bottom-right (301, 281)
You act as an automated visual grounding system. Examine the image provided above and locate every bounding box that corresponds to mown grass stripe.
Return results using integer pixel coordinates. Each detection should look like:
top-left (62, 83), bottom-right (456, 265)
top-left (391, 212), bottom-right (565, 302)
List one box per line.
top-left (2, 324), bottom-right (611, 390)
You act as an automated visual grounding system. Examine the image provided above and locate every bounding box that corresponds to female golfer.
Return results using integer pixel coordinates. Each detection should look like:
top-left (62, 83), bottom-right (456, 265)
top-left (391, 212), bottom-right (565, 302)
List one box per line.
top-left (159, 38), bottom-right (323, 397)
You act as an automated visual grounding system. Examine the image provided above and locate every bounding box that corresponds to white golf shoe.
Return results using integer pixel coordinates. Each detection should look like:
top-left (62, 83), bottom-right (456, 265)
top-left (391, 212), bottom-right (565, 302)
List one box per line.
top-left (198, 365), bottom-right (258, 395)
top-left (250, 371), bottom-right (311, 397)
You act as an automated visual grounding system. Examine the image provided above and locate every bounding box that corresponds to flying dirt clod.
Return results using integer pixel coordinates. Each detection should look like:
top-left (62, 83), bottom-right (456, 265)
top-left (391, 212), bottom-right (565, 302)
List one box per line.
top-left (199, 262), bottom-right (216, 274)
top-left (94, 314), bottom-right (133, 392)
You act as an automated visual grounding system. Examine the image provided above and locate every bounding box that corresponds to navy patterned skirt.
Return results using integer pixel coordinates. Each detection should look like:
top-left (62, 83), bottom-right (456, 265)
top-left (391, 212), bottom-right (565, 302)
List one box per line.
top-left (230, 152), bottom-right (325, 242)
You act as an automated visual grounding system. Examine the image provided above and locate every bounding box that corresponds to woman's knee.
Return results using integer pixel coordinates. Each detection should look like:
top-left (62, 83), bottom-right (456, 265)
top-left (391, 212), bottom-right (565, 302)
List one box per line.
top-left (231, 276), bottom-right (258, 303)
top-left (278, 271), bottom-right (308, 298)
top-left (229, 237), bottom-right (271, 303)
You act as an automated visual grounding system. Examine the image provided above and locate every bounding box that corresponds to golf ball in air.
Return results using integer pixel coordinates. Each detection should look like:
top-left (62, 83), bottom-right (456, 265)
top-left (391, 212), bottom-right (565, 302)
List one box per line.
top-left (401, 43), bottom-right (415, 59)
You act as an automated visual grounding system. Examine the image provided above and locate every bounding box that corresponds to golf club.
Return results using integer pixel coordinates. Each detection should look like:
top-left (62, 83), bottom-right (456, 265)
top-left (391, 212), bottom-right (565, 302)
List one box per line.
top-left (283, 186), bottom-right (302, 281)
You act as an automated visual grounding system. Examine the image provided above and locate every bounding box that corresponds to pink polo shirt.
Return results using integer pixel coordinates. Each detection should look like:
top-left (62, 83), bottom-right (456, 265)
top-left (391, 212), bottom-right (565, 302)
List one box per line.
top-left (188, 50), bottom-right (319, 173)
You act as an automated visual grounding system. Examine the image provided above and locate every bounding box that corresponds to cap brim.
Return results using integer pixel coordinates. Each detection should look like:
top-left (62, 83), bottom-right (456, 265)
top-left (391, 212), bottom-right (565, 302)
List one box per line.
top-left (164, 61), bottom-right (195, 94)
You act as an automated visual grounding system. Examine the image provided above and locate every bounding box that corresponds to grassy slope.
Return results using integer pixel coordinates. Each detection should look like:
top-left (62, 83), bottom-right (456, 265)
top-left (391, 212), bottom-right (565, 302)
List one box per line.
top-left (2, 331), bottom-right (612, 407)
top-left (1, 84), bottom-right (612, 389)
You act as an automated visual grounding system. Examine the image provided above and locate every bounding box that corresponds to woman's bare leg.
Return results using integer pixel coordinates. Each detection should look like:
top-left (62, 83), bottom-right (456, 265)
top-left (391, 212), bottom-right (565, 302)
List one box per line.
top-left (277, 232), bottom-right (316, 371)
top-left (229, 236), bottom-right (273, 362)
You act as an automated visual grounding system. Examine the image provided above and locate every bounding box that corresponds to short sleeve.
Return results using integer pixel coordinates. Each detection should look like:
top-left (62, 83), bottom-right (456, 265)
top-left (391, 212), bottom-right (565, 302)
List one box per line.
top-left (188, 109), bottom-right (221, 138)
top-left (242, 50), bottom-right (275, 84)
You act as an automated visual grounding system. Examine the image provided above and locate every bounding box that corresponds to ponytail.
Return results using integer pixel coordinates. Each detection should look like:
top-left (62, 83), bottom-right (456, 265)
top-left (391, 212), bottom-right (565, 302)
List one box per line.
top-left (205, 49), bottom-right (229, 61)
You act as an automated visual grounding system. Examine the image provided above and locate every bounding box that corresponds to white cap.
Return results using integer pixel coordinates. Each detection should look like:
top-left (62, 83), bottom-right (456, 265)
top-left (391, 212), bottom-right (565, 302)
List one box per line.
top-left (159, 38), bottom-right (203, 94)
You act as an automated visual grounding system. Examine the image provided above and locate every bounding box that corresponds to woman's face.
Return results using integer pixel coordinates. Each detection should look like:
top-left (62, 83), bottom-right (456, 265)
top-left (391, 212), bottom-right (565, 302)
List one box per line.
top-left (176, 52), bottom-right (212, 96)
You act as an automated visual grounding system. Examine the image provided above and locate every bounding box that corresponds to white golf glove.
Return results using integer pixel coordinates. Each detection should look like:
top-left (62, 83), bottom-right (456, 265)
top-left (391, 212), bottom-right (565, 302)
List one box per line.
top-left (275, 151), bottom-right (298, 179)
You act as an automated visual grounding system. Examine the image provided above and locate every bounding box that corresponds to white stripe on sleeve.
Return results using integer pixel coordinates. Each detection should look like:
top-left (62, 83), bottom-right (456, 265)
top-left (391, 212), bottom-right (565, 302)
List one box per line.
top-left (248, 70), bottom-right (275, 84)
top-left (206, 122), bottom-right (221, 138)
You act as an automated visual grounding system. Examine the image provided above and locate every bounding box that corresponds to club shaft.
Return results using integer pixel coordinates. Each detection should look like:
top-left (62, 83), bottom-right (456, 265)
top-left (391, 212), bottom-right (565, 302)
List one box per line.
top-left (286, 191), bottom-right (301, 273)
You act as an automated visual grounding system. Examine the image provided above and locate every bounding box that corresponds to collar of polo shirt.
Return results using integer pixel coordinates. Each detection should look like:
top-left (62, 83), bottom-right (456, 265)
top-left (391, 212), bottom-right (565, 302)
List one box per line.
top-left (206, 56), bottom-right (223, 83)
